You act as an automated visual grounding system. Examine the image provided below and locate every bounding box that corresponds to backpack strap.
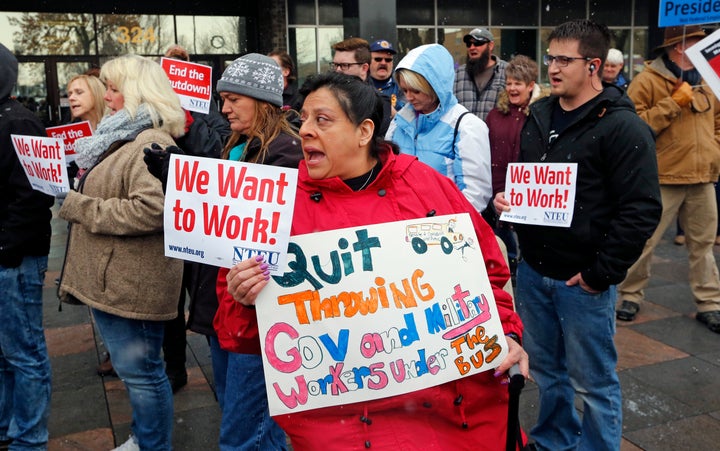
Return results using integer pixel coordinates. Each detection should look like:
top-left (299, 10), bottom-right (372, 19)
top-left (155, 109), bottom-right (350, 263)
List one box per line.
top-left (452, 111), bottom-right (471, 150)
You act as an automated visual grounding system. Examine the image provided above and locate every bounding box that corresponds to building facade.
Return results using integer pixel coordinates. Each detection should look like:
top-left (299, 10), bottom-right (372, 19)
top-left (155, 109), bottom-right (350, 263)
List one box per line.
top-left (2, 0), bottom-right (660, 126)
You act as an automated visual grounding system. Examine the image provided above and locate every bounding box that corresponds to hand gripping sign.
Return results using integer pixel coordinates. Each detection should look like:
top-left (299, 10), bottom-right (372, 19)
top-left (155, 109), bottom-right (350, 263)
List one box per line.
top-left (11, 134), bottom-right (69, 196)
top-left (255, 213), bottom-right (509, 415)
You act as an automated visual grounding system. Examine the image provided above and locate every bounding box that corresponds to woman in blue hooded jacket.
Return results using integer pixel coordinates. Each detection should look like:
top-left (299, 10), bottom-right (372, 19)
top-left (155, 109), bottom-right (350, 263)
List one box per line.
top-left (386, 44), bottom-right (492, 216)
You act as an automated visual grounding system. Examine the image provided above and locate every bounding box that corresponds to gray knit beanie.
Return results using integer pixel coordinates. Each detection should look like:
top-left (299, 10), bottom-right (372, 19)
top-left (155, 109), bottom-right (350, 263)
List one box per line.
top-left (216, 53), bottom-right (283, 107)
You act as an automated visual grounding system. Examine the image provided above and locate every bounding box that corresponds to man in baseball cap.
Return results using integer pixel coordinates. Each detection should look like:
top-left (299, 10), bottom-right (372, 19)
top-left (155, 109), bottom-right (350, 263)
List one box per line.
top-left (369, 39), bottom-right (405, 110)
top-left (454, 27), bottom-right (507, 120)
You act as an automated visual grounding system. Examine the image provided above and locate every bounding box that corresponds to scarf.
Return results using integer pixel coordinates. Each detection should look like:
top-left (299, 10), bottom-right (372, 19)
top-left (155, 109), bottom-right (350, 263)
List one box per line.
top-left (74, 104), bottom-right (154, 169)
top-left (662, 53), bottom-right (701, 86)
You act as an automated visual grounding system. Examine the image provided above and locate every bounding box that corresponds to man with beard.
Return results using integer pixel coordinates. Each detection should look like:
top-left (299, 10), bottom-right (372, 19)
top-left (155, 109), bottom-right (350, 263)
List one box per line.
top-left (454, 27), bottom-right (507, 121)
top-left (369, 39), bottom-right (405, 110)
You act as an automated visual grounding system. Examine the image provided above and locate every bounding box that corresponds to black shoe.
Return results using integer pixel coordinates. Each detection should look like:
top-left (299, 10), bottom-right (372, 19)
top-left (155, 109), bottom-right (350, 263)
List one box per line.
top-left (0, 439), bottom-right (12, 450)
top-left (696, 310), bottom-right (720, 333)
top-left (167, 370), bottom-right (188, 393)
top-left (616, 300), bottom-right (639, 321)
top-left (96, 352), bottom-right (117, 377)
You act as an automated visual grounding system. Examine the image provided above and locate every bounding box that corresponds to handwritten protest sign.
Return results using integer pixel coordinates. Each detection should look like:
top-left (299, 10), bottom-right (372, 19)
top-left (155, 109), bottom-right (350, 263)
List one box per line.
top-left (163, 154), bottom-right (297, 273)
top-left (46, 121), bottom-right (92, 163)
top-left (499, 162), bottom-right (577, 227)
top-left (685, 28), bottom-right (720, 100)
top-left (11, 134), bottom-right (69, 196)
top-left (161, 57), bottom-right (212, 114)
top-left (256, 213), bottom-right (509, 416)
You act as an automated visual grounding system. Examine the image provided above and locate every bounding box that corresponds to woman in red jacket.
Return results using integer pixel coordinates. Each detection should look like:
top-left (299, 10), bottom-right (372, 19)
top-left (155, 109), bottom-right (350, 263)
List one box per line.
top-left (216, 72), bottom-right (527, 450)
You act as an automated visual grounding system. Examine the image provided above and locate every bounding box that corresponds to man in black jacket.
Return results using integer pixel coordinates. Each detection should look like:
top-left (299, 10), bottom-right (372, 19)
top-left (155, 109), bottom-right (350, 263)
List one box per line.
top-left (494, 20), bottom-right (662, 451)
top-left (0, 43), bottom-right (54, 450)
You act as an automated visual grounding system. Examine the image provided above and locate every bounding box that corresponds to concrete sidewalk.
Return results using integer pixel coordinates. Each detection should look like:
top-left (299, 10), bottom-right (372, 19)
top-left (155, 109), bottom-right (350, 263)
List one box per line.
top-left (42, 203), bottom-right (720, 450)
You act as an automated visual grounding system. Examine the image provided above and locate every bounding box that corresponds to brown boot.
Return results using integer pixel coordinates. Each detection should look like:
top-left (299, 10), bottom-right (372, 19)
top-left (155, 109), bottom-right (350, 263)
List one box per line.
top-left (97, 352), bottom-right (117, 377)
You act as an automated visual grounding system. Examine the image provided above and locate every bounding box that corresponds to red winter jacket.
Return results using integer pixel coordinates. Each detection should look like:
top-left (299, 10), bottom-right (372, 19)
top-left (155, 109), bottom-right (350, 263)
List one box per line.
top-left (215, 146), bottom-right (523, 450)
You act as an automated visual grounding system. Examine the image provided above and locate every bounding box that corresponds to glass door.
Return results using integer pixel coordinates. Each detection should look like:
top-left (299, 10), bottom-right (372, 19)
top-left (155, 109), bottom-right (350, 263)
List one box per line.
top-left (15, 61), bottom-right (50, 126)
top-left (15, 57), bottom-right (99, 127)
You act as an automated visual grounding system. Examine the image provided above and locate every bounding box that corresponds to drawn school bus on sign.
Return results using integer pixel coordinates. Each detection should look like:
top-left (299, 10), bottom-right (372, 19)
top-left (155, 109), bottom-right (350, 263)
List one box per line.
top-left (405, 218), bottom-right (464, 254)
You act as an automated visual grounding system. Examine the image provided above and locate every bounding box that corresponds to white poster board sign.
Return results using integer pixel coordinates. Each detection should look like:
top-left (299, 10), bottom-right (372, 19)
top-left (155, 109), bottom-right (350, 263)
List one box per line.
top-left (163, 154), bottom-right (297, 273)
top-left (256, 213), bottom-right (509, 415)
top-left (45, 121), bottom-right (92, 163)
top-left (161, 58), bottom-right (213, 114)
top-left (685, 28), bottom-right (720, 101)
top-left (500, 162), bottom-right (578, 227)
top-left (11, 134), bottom-right (69, 196)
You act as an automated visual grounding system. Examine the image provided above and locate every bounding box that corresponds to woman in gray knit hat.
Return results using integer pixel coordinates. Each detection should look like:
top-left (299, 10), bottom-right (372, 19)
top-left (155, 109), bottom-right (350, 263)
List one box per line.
top-left (213, 53), bottom-right (302, 450)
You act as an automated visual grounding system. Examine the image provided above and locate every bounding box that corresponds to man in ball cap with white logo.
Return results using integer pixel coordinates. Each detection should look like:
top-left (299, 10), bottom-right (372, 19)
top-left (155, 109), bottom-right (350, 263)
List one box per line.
top-left (369, 39), bottom-right (405, 110)
top-left (454, 27), bottom-right (507, 120)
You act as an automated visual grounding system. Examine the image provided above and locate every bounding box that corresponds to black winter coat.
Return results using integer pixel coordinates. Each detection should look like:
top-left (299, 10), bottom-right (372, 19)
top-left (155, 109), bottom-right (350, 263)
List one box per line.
top-left (177, 105), bottom-right (230, 335)
top-left (515, 84), bottom-right (662, 291)
top-left (0, 97), bottom-right (54, 267)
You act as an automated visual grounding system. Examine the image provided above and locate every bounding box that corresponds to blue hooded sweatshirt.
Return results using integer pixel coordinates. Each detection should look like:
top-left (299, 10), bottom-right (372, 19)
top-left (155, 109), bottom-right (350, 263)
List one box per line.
top-left (386, 43), bottom-right (491, 213)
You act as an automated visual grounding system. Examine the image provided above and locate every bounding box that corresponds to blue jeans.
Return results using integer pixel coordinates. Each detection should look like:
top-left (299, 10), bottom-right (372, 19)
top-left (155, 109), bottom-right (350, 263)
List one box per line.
top-left (0, 256), bottom-right (51, 451)
top-left (91, 309), bottom-right (173, 451)
top-left (208, 336), bottom-right (228, 411)
top-left (515, 261), bottom-right (621, 451)
top-left (220, 353), bottom-right (287, 451)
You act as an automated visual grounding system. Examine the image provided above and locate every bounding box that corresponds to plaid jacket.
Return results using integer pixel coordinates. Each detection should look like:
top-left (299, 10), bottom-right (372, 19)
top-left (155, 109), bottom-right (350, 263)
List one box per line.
top-left (454, 57), bottom-right (507, 121)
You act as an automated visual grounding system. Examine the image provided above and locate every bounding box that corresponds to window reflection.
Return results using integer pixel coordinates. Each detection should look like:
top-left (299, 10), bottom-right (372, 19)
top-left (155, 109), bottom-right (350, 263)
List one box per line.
top-left (176, 16), bottom-right (245, 55)
top-left (96, 14), bottom-right (174, 55)
top-left (1, 12), bottom-right (96, 55)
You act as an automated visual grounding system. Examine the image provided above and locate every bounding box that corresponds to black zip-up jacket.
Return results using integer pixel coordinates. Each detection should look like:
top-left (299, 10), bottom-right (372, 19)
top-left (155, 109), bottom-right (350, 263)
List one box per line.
top-left (515, 84), bottom-right (662, 291)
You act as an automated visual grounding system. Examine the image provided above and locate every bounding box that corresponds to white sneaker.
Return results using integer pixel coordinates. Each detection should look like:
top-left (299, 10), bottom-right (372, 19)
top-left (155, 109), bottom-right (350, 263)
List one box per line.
top-left (111, 435), bottom-right (140, 451)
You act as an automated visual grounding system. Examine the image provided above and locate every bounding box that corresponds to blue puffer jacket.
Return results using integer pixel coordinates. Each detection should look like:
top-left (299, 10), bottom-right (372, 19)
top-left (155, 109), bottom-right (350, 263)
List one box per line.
top-left (386, 44), bottom-right (492, 214)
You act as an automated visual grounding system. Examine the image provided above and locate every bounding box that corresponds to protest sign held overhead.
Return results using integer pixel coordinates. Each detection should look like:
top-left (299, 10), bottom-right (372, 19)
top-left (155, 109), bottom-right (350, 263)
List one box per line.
top-left (11, 134), bottom-right (69, 196)
top-left (255, 213), bottom-right (509, 415)
top-left (161, 57), bottom-right (213, 114)
top-left (163, 153), bottom-right (298, 273)
top-left (46, 121), bottom-right (92, 163)
top-left (500, 162), bottom-right (578, 227)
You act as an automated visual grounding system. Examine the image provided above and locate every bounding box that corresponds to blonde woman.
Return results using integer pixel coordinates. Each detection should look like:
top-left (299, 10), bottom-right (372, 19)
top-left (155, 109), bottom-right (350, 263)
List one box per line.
top-left (66, 73), bottom-right (106, 131)
top-left (58, 54), bottom-right (185, 451)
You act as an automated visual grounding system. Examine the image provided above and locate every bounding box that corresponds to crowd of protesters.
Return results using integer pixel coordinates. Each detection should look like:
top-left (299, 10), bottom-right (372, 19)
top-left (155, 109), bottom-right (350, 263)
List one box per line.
top-left (2, 15), bottom-right (720, 451)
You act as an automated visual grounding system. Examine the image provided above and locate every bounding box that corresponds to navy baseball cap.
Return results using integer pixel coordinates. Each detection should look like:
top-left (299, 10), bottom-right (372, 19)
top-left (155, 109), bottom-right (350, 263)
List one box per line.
top-left (369, 39), bottom-right (397, 54)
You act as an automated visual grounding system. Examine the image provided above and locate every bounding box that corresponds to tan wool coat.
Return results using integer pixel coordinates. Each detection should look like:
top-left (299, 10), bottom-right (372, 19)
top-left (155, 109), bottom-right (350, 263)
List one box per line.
top-left (58, 128), bottom-right (183, 321)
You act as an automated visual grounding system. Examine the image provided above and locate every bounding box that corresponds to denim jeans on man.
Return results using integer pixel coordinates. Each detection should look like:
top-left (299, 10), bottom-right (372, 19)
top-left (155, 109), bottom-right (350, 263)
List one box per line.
top-left (220, 353), bottom-right (287, 451)
top-left (0, 256), bottom-right (51, 451)
top-left (515, 261), bottom-right (621, 451)
top-left (91, 308), bottom-right (173, 450)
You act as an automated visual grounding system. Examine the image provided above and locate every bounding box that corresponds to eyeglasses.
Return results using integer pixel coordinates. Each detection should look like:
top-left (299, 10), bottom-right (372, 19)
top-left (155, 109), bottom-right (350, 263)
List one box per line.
top-left (373, 57), bottom-right (393, 63)
top-left (543, 54), bottom-right (592, 67)
top-left (329, 62), bottom-right (365, 71)
top-left (466, 40), bottom-right (489, 48)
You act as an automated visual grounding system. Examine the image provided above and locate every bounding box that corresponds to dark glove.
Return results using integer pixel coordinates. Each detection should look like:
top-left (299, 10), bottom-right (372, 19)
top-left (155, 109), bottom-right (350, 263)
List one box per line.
top-left (143, 143), bottom-right (184, 193)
